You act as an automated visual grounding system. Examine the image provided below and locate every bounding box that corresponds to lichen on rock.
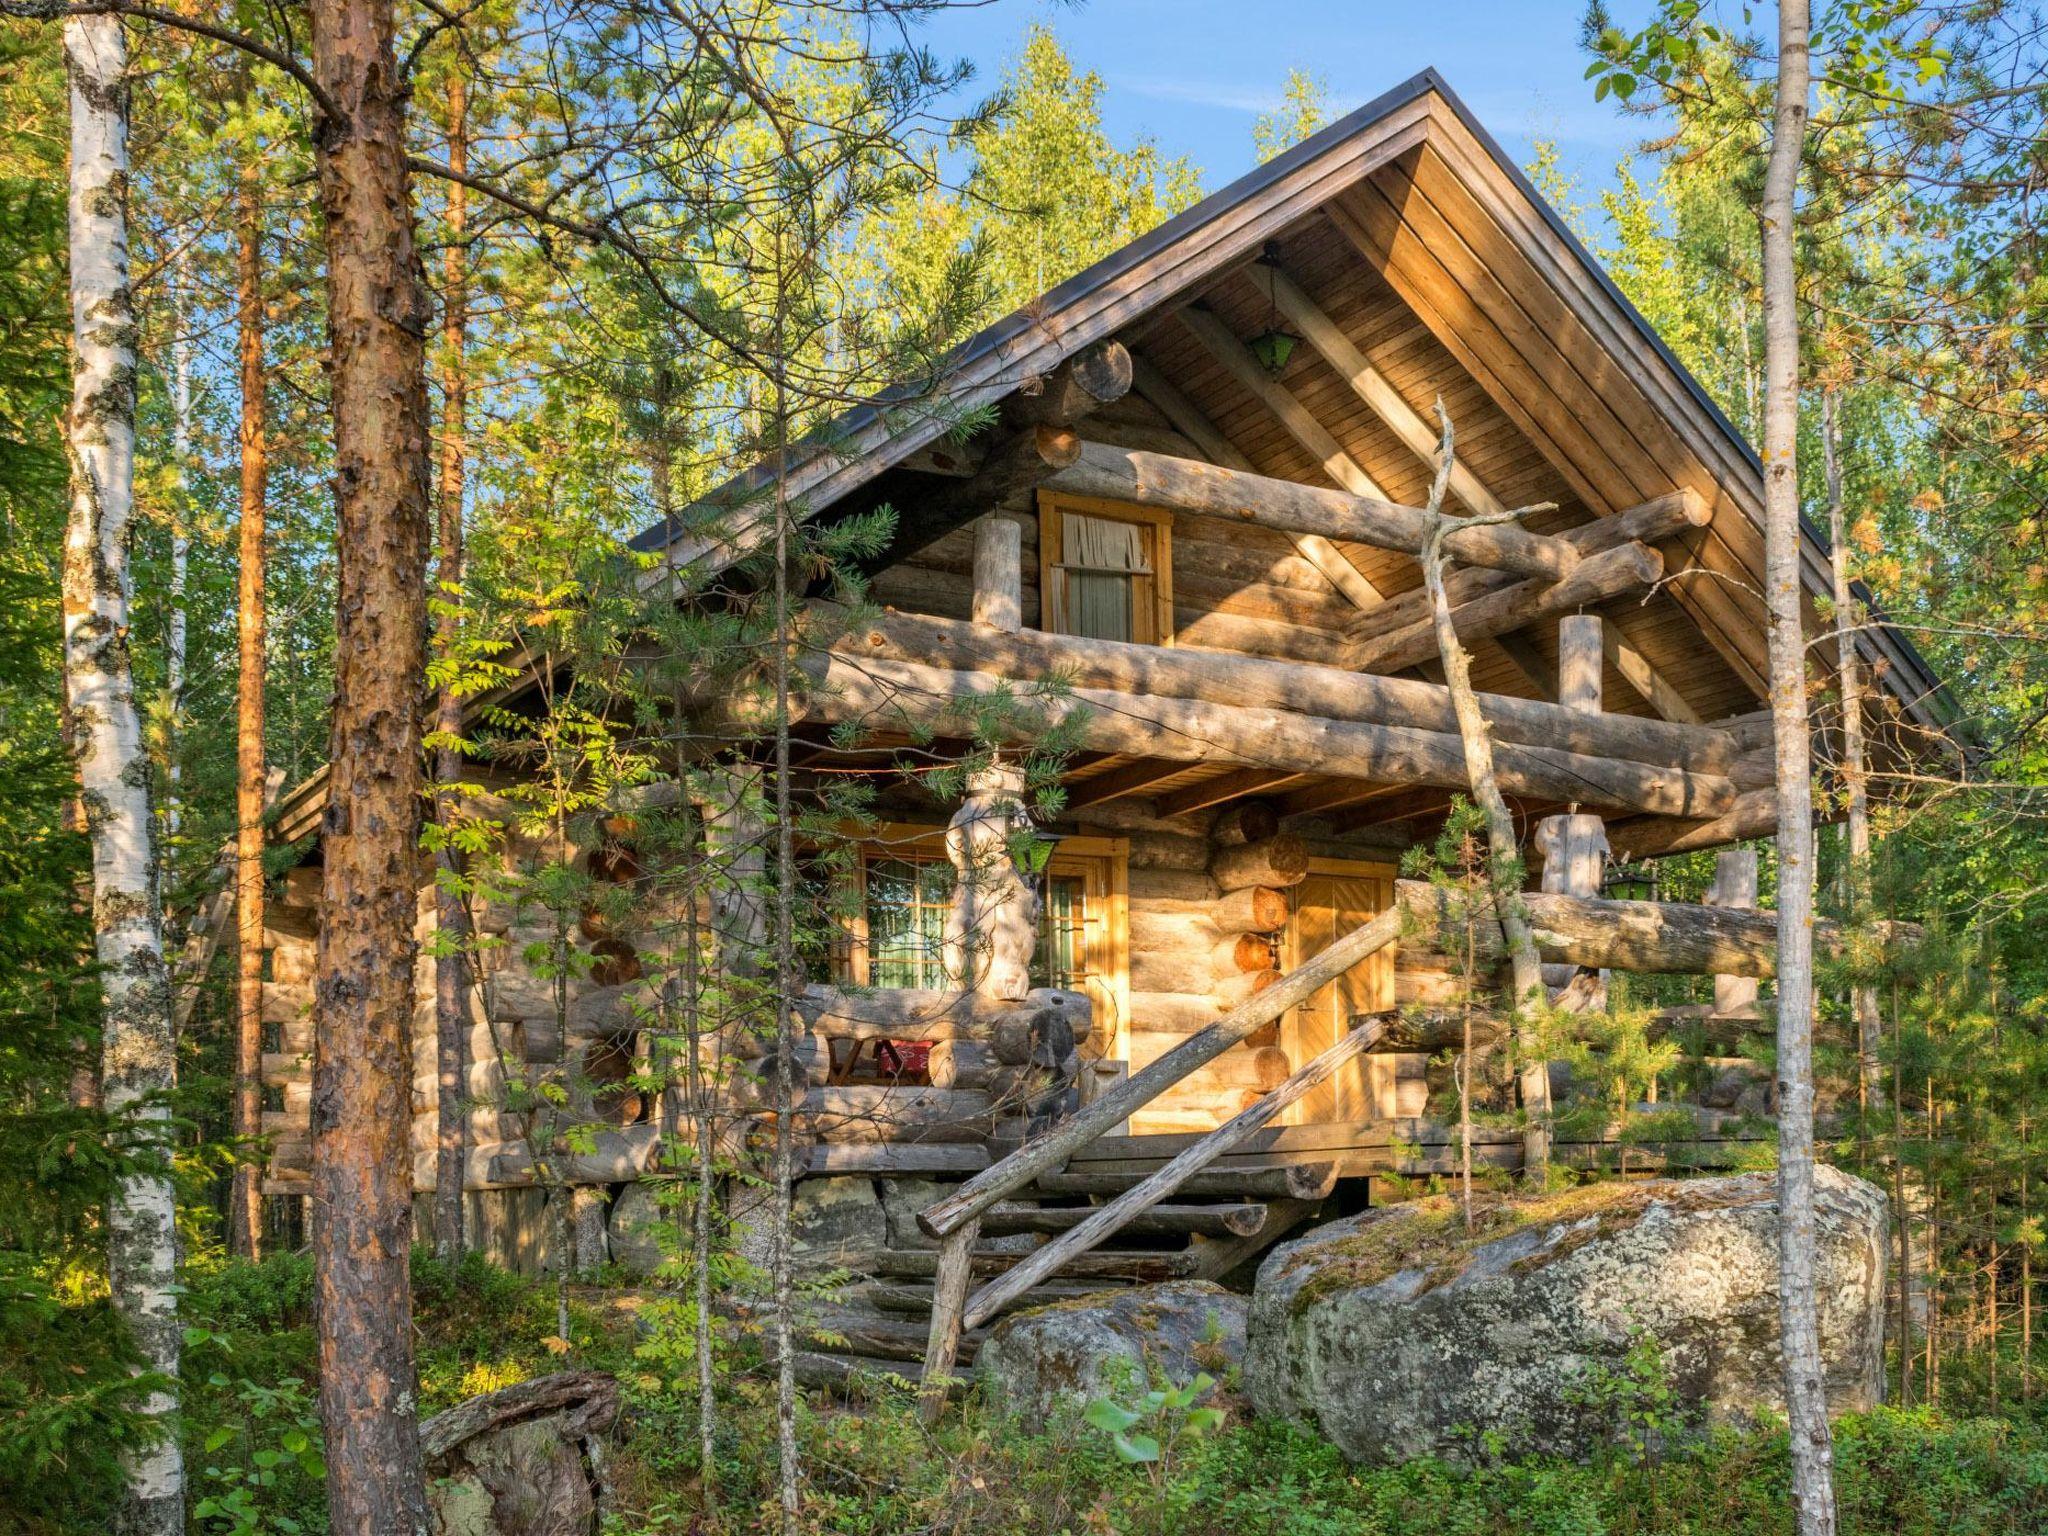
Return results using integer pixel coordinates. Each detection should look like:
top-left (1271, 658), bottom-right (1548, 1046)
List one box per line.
top-left (1246, 1166), bottom-right (1889, 1464)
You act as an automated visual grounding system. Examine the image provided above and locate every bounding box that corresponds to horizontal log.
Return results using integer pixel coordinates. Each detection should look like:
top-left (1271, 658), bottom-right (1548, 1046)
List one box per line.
top-left (802, 652), bottom-right (1738, 820)
top-left (861, 1281), bottom-right (1109, 1317)
top-left (1214, 969), bottom-right (1281, 1009)
top-left (1128, 991), bottom-right (1223, 1034)
top-left (1213, 931), bottom-right (1277, 975)
top-left (796, 985), bottom-right (1093, 1045)
top-left (1608, 788), bottom-right (1779, 858)
top-left (1343, 488), bottom-right (1713, 646)
top-left (795, 1086), bottom-right (998, 1144)
top-left (485, 1124), bottom-right (661, 1186)
top-left (1218, 886), bottom-right (1290, 933)
top-left (853, 1246), bottom-right (1202, 1282)
top-left (1028, 1160), bottom-right (1339, 1203)
top-left (832, 606), bottom-right (1754, 780)
top-left (801, 1143), bottom-right (990, 1176)
top-left (1211, 801), bottom-right (1281, 846)
top-left (1391, 879), bottom-right (1918, 978)
top-left (1347, 542), bottom-right (1664, 674)
top-left (979, 1200), bottom-right (1270, 1239)
top-left (1054, 440), bottom-right (1578, 580)
top-left (1210, 834), bottom-right (1309, 892)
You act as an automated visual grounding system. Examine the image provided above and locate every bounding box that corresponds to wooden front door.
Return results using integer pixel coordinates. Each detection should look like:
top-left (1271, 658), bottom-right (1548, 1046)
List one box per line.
top-left (1283, 862), bottom-right (1396, 1124)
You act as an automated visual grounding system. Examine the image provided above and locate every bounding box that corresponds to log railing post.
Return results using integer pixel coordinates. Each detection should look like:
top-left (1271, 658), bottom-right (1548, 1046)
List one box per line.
top-left (971, 515), bottom-right (1022, 633)
top-left (918, 1215), bottom-right (981, 1422)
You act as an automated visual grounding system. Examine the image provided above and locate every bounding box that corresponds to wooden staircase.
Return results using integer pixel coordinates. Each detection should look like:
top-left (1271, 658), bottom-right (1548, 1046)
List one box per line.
top-left (785, 1189), bottom-right (1314, 1388)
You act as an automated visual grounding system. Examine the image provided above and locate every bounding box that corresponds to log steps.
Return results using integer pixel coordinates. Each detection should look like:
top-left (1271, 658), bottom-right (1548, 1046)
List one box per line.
top-left (785, 1183), bottom-right (1296, 1388)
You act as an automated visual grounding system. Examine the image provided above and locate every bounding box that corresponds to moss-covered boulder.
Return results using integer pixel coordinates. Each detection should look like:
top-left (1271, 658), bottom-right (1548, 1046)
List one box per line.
top-left (977, 1280), bottom-right (1246, 1429)
top-left (1246, 1166), bottom-right (1888, 1463)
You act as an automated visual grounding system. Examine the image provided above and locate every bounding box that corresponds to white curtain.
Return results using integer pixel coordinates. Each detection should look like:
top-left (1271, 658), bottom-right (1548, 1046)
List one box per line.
top-left (1063, 512), bottom-right (1147, 641)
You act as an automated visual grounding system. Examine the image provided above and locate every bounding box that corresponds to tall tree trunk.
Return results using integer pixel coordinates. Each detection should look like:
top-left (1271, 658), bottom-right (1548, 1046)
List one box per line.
top-left (432, 69), bottom-right (471, 1266)
top-left (62, 13), bottom-right (185, 1530)
top-left (305, 0), bottom-right (435, 1525)
top-left (770, 342), bottom-right (801, 1536)
top-left (1822, 388), bottom-right (1881, 1118)
top-left (1761, 7), bottom-right (1837, 1532)
top-left (230, 105), bottom-right (269, 1263)
top-left (164, 251), bottom-right (190, 855)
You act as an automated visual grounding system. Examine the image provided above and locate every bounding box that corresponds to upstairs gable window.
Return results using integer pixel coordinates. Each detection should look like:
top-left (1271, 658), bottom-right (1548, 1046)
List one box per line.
top-left (1039, 491), bottom-right (1174, 645)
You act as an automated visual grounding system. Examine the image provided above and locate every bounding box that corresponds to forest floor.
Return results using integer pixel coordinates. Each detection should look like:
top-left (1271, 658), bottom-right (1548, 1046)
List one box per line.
top-left (44, 1250), bottom-right (2048, 1535)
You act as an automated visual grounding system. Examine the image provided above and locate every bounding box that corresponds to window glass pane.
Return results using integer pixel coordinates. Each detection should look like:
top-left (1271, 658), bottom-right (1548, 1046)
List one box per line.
top-left (1031, 873), bottom-right (1088, 991)
top-left (866, 857), bottom-right (949, 990)
top-left (1067, 571), bottom-right (1133, 641)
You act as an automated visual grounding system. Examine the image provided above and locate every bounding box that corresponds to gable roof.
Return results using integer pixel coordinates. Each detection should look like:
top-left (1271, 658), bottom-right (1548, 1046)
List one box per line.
top-left (633, 67), bottom-right (1952, 737)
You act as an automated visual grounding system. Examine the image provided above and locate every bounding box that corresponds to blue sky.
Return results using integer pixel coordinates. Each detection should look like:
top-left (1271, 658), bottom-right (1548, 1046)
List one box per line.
top-left (918, 0), bottom-right (1657, 206)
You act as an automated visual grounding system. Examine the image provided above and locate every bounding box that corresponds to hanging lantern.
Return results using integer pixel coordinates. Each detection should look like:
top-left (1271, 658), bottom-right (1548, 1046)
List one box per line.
top-left (1246, 242), bottom-right (1300, 376)
top-left (1603, 858), bottom-right (1658, 904)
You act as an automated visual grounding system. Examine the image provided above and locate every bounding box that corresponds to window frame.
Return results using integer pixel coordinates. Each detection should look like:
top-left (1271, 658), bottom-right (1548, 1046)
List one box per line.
top-left (833, 823), bottom-right (1132, 1061)
top-left (1036, 489), bottom-right (1176, 646)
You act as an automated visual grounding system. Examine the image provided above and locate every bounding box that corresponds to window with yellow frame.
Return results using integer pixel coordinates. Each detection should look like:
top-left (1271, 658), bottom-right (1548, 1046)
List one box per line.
top-left (1038, 490), bottom-right (1174, 645)
top-left (822, 826), bottom-right (1132, 1058)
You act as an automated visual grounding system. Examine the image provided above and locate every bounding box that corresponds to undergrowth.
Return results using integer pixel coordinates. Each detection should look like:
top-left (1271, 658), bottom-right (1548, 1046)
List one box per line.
top-left (12, 1251), bottom-right (2048, 1534)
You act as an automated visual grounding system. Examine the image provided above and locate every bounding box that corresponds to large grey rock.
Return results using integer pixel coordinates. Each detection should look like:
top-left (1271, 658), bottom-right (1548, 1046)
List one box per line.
top-left (606, 1181), bottom-right (670, 1276)
top-left (879, 1177), bottom-right (951, 1250)
top-left (1247, 1166), bottom-right (1888, 1464)
top-left (729, 1175), bottom-right (889, 1270)
top-left (977, 1280), bottom-right (1247, 1429)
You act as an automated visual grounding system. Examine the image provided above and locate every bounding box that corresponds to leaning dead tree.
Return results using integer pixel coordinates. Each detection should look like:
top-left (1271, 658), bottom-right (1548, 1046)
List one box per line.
top-left (1414, 401), bottom-right (1556, 1182)
top-left (61, 10), bottom-right (185, 1529)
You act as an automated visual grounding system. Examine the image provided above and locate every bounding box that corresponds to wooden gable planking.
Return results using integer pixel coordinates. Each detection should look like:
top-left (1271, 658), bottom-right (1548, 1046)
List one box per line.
top-left (1099, 195), bottom-right (1754, 721)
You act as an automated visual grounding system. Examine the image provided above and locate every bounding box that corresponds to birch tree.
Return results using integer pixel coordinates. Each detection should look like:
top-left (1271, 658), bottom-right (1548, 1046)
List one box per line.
top-left (1756, 12), bottom-right (1839, 1533)
top-left (60, 9), bottom-right (184, 1529)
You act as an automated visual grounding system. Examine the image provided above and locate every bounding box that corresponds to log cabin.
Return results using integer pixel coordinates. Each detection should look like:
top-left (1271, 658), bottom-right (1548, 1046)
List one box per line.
top-left (234, 71), bottom-right (1951, 1362)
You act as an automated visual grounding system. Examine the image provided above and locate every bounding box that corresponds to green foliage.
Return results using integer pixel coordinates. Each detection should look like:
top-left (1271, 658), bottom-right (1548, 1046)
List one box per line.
top-left (596, 1363), bottom-right (2048, 1535)
top-left (1085, 1371), bottom-right (1227, 1468)
top-left (1252, 69), bottom-right (1332, 164)
top-left (0, 1258), bottom-right (160, 1530)
top-left (189, 1370), bottom-right (327, 1536)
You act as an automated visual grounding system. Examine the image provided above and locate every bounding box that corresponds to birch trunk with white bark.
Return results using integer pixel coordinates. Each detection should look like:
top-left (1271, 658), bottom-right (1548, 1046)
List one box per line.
top-left (1763, 8), bottom-right (1839, 1532)
top-left (63, 14), bottom-right (184, 1530)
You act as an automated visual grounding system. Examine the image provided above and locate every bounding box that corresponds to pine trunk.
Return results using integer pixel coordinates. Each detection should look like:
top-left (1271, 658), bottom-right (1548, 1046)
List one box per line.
top-left (63, 13), bottom-right (185, 1529)
top-left (1762, 8), bottom-right (1837, 1532)
top-left (305, 0), bottom-right (435, 1525)
top-left (432, 71), bottom-right (471, 1266)
top-left (1822, 390), bottom-right (1882, 1116)
top-left (230, 97), bottom-right (268, 1262)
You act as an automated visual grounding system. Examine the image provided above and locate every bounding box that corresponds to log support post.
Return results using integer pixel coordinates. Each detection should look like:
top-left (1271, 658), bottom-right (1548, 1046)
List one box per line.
top-left (945, 758), bottom-right (1038, 1001)
top-left (701, 764), bottom-right (768, 1054)
top-left (971, 515), bottom-right (1023, 633)
top-left (1529, 613), bottom-right (1612, 1098)
top-left (1708, 848), bottom-right (1761, 1018)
